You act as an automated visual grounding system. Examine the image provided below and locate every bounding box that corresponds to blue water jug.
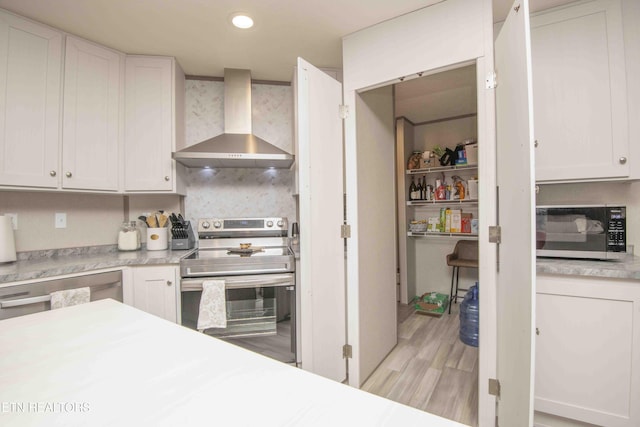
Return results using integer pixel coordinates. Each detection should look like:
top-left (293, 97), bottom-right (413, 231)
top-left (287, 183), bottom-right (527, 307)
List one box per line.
top-left (459, 282), bottom-right (479, 347)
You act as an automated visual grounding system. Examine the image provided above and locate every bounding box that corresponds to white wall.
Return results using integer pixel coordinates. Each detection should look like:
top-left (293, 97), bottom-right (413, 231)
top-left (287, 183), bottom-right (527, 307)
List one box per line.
top-left (413, 116), bottom-right (477, 151)
top-left (0, 192), bottom-right (181, 252)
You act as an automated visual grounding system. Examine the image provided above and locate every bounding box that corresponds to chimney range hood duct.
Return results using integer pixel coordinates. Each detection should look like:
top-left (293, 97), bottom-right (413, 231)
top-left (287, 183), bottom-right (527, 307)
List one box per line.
top-left (173, 68), bottom-right (294, 169)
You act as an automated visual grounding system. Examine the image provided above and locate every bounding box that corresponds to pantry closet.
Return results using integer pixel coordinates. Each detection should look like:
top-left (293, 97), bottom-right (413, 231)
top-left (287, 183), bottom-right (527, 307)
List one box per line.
top-left (395, 64), bottom-right (480, 305)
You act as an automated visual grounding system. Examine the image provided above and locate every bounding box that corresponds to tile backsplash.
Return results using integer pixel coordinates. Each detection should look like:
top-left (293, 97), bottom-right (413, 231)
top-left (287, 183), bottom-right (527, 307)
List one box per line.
top-left (183, 79), bottom-right (296, 224)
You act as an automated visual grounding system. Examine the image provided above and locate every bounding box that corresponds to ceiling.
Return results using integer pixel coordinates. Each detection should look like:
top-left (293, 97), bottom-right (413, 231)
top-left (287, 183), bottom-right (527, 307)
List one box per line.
top-left (0, 0), bottom-right (575, 82)
top-left (395, 65), bottom-right (477, 124)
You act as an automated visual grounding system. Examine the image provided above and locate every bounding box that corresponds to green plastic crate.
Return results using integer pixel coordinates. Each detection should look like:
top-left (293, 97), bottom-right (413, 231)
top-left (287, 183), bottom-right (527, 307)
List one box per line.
top-left (413, 292), bottom-right (449, 317)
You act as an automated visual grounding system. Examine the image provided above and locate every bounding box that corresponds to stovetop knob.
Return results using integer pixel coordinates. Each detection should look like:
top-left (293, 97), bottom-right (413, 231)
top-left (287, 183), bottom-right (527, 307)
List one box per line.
top-left (277, 219), bottom-right (284, 227)
top-left (266, 220), bottom-right (274, 227)
top-left (201, 221), bottom-right (210, 229)
top-left (213, 221), bottom-right (222, 229)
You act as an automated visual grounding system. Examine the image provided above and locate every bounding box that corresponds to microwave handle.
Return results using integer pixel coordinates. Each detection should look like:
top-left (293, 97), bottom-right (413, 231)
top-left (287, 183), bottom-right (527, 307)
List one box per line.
top-left (0, 294), bottom-right (51, 308)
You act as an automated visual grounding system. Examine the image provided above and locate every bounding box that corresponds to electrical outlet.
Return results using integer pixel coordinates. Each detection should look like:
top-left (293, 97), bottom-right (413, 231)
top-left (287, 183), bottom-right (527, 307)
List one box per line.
top-left (5, 213), bottom-right (18, 230)
top-left (55, 212), bottom-right (67, 229)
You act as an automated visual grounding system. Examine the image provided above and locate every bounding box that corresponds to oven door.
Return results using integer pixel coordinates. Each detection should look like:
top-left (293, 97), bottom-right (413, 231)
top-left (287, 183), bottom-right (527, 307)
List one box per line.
top-left (181, 273), bottom-right (296, 364)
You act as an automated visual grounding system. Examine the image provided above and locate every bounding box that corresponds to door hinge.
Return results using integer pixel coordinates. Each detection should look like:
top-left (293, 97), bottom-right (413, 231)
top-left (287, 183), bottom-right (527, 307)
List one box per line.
top-left (488, 378), bottom-right (501, 398)
top-left (486, 71), bottom-right (497, 89)
top-left (343, 344), bottom-right (352, 359)
top-left (489, 225), bottom-right (501, 244)
top-left (339, 104), bottom-right (349, 119)
top-left (341, 224), bottom-right (351, 239)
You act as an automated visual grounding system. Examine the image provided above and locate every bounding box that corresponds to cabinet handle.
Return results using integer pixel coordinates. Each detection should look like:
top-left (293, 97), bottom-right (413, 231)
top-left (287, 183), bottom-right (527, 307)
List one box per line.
top-left (536, 327), bottom-right (540, 336)
top-left (66, 172), bottom-right (72, 178)
top-left (49, 170), bottom-right (57, 177)
top-left (619, 157), bottom-right (627, 165)
top-left (534, 140), bottom-right (538, 148)
top-left (164, 176), bottom-right (170, 181)
top-left (166, 280), bottom-right (172, 286)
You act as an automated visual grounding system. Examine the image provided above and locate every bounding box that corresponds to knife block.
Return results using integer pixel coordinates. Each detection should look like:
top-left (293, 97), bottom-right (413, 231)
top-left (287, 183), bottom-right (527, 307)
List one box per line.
top-left (171, 221), bottom-right (196, 250)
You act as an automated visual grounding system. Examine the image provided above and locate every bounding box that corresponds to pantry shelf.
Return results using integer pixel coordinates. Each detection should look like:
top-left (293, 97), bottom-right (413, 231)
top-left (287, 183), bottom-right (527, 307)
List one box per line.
top-left (408, 232), bottom-right (478, 239)
top-left (407, 200), bottom-right (478, 207)
top-left (406, 164), bottom-right (477, 175)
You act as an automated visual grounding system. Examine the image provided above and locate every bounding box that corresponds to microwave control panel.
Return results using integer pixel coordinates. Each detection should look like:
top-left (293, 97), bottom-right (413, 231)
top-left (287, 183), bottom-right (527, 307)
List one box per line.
top-left (607, 207), bottom-right (626, 252)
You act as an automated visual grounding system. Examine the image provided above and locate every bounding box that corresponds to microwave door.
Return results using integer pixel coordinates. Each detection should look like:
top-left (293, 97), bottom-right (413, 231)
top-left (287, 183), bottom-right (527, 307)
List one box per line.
top-left (537, 208), bottom-right (608, 257)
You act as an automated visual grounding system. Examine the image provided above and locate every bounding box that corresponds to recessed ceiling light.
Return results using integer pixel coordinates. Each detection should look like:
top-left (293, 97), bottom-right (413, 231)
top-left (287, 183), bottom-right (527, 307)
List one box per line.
top-left (231, 14), bottom-right (254, 29)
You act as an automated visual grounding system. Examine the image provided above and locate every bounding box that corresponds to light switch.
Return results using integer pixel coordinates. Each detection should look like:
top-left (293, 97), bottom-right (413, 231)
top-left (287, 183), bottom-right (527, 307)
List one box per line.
top-left (55, 213), bottom-right (67, 229)
top-left (5, 213), bottom-right (17, 230)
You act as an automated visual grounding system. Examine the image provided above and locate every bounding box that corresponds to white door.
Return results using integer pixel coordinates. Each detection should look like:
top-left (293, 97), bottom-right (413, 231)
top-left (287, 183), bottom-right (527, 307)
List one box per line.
top-left (124, 56), bottom-right (174, 191)
top-left (62, 36), bottom-right (120, 191)
top-left (296, 58), bottom-right (346, 382)
top-left (0, 11), bottom-right (62, 188)
top-left (131, 266), bottom-right (178, 323)
top-left (344, 86), bottom-right (397, 387)
top-left (494, 1), bottom-right (536, 425)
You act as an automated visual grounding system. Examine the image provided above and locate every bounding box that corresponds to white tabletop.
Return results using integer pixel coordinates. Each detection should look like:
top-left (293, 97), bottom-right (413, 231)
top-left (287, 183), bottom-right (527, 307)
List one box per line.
top-left (0, 299), bottom-right (464, 426)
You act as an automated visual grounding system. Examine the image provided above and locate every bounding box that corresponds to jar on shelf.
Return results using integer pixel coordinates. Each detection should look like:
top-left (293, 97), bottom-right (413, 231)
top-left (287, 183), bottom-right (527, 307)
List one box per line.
top-left (118, 221), bottom-right (141, 251)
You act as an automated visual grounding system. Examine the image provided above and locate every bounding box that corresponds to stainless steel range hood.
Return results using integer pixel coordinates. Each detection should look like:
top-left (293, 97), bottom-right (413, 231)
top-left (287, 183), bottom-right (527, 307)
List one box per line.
top-left (173, 69), bottom-right (294, 169)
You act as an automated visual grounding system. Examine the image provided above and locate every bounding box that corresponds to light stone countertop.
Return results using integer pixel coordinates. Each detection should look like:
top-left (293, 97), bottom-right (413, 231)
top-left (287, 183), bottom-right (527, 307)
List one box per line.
top-left (0, 246), bottom-right (196, 285)
top-left (536, 255), bottom-right (640, 281)
top-left (0, 299), bottom-right (465, 427)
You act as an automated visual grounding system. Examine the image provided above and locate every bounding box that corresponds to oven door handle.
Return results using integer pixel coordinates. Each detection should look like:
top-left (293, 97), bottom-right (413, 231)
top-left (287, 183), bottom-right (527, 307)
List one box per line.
top-left (181, 274), bottom-right (294, 291)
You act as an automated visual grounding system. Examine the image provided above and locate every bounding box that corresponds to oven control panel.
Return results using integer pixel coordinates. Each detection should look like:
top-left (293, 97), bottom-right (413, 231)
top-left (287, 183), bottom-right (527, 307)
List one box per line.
top-left (198, 217), bottom-right (288, 238)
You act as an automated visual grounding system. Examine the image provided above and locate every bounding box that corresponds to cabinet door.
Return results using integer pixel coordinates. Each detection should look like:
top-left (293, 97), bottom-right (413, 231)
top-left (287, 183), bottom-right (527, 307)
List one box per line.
top-left (531, 0), bottom-right (628, 181)
top-left (124, 56), bottom-right (174, 191)
top-left (132, 266), bottom-right (178, 323)
top-left (62, 36), bottom-right (121, 191)
top-left (536, 275), bottom-right (640, 427)
top-left (0, 11), bottom-right (62, 188)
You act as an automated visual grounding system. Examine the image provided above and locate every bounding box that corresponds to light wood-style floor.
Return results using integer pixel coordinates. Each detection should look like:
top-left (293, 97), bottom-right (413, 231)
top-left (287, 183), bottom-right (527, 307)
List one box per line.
top-left (362, 303), bottom-right (478, 426)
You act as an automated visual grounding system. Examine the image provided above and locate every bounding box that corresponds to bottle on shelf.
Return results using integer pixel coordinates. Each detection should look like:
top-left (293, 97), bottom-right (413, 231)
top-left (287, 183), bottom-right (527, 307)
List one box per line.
top-left (422, 176), bottom-right (428, 200)
top-left (409, 177), bottom-right (418, 201)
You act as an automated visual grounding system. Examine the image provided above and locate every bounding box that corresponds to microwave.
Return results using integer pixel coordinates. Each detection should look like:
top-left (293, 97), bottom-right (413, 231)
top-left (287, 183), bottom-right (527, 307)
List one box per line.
top-left (536, 205), bottom-right (626, 260)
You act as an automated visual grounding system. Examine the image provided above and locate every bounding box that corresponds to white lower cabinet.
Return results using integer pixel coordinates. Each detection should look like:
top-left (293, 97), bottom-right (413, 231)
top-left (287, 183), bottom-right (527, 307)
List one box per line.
top-left (125, 265), bottom-right (179, 323)
top-left (535, 274), bottom-right (640, 427)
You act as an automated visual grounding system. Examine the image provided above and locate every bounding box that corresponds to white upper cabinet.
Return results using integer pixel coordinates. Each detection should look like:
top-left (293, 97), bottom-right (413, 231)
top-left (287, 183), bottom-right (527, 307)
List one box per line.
top-left (531, 0), bottom-right (629, 182)
top-left (124, 56), bottom-right (186, 193)
top-left (62, 36), bottom-right (122, 191)
top-left (0, 10), bottom-right (62, 188)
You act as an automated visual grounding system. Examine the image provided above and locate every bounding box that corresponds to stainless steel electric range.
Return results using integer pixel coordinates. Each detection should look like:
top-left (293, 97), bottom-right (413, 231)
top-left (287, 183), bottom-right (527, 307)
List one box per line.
top-left (179, 217), bottom-right (296, 364)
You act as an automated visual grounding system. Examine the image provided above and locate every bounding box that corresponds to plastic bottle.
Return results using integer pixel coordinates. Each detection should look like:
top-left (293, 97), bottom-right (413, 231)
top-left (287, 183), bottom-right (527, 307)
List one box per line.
top-left (459, 282), bottom-right (479, 347)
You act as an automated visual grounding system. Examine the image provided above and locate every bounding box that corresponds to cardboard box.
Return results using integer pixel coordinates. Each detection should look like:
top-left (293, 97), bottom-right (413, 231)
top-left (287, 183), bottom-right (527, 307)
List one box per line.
top-left (450, 209), bottom-right (461, 233)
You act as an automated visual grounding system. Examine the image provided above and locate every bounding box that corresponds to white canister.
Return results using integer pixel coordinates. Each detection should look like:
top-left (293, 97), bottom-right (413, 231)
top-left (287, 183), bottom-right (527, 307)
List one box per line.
top-left (146, 227), bottom-right (168, 251)
top-left (0, 215), bottom-right (17, 263)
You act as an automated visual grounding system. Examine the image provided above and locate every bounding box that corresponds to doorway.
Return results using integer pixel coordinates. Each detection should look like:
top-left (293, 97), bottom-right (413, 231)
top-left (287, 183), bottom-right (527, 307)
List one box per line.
top-left (359, 63), bottom-right (481, 426)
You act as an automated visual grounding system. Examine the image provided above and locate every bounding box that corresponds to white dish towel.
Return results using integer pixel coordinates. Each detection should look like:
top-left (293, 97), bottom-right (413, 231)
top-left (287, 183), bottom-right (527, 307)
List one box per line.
top-left (50, 287), bottom-right (90, 310)
top-left (197, 280), bottom-right (227, 331)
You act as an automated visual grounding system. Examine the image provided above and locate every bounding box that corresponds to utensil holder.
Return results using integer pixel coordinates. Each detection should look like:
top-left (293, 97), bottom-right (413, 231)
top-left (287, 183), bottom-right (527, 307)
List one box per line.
top-left (146, 227), bottom-right (168, 251)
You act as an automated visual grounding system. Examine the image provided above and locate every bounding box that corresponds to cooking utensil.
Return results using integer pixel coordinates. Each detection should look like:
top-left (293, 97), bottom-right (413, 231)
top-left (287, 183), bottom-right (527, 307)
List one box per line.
top-left (146, 215), bottom-right (158, 228)
top-left (158, 214), bottom-right (168, 228)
